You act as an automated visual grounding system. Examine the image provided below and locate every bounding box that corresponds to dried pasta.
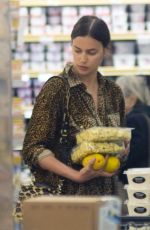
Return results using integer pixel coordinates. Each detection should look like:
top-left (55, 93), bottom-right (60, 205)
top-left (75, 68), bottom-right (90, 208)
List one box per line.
top-left (76, 127), bottom-right (132, 144)
top-left (71, 141), bottom-right (124, 163)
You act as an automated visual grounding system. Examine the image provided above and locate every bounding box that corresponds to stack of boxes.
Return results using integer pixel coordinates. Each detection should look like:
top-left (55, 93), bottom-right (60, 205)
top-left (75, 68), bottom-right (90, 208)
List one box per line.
top-left (124, 168), bottom-right (150, 216)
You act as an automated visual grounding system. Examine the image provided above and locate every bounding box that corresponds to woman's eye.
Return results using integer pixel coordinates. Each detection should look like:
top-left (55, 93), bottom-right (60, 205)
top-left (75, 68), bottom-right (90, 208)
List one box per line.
top-left (88, 51), bottom-right (97, 55)
top-left (74, 49), bottom-right (81, 53)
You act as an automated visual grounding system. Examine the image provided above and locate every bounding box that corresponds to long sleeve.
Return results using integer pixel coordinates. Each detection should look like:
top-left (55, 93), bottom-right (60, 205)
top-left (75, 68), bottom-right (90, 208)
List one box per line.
top-left (22, 77), bottom-right (65, 167)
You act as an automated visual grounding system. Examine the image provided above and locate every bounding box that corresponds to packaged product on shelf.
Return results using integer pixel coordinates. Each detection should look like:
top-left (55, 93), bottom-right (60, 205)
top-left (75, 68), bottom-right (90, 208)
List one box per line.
top-left (124, 168), bottom-right (150, 188)
top-left (95, 6), bottom-right (111, 28)
top-left (137, 54), bottom-right (150, 67)
top-left (125, 200), bottom-right (150, 216)
top-left (113, 41), bottom-right (136, 67)
top-left (47, 7), bottom-right (61, 21)
top-left (124, 184), bottom-right (150, 203)
top-left (61, 7), bottom-right (78, 33)
top-left (78, 6), bottom-right (94, 16)
top-left (113, 54), bottom-right (136, 67)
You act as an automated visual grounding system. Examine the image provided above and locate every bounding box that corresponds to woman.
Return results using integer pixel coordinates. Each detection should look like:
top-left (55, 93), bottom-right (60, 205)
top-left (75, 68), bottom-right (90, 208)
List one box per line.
top-left (14, 15), bottom-right (128, 220)
top-left (116, 76), bottom-right (150, 183)
top-left (116, 75), bottom-right (150, 116)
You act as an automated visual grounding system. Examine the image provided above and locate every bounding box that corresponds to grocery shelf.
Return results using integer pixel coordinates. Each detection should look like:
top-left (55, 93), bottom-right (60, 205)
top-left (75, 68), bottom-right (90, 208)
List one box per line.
top-left (100, 66), bottom-right (150, 76)
top-left (14, 0), bottom-right (150, 7)
top-left (19, 67), bottom-right (150, 77)
top-left (24, 34), bottom-right (71, 43)
top-left (24, 32), bottom-right (150, 43)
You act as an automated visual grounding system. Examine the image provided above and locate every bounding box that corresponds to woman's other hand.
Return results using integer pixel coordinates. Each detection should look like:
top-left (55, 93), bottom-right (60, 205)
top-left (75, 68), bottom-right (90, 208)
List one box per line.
top-left (118, 141), bottom-right (130, 160)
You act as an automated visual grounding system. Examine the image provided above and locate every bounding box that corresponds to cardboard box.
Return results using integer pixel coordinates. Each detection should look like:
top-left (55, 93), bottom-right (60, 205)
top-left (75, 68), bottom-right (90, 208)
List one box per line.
top-left (22, 196), bottom-right (121, 230)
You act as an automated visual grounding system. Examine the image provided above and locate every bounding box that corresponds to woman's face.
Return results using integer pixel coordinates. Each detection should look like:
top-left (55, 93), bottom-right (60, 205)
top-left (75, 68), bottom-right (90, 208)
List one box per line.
top-left (72, 36), bottom-right (106, 78)
top-left (125, 95), bottom-right (137, 114)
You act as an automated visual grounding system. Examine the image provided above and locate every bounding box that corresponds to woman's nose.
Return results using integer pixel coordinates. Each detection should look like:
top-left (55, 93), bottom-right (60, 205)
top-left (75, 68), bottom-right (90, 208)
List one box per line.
top-left (80, 53), bottom-right (88, 63)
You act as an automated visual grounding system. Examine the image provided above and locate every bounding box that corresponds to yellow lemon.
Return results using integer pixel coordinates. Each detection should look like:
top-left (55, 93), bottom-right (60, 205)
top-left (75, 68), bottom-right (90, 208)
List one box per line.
top-left (104, 156), bottom-right (120, 173)
top-left (82, 153), bottom-right (105, 170)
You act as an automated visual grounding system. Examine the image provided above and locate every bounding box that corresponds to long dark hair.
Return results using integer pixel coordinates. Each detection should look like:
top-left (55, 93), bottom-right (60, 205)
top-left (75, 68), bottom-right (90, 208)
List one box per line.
top-left (71, 15), bottom-right (110, 48)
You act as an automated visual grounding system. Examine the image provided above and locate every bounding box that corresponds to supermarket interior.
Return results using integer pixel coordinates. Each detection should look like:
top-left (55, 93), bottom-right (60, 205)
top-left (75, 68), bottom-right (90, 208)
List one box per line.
top-left (1, 0), bottom-right (150, 229)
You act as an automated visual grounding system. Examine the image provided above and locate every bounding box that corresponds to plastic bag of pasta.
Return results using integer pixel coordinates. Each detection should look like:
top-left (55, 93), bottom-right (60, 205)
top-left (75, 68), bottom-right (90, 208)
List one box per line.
top-left (71, 141), bottom-right (125, 163)
top-left (76, 126), bottom-right (132, 144)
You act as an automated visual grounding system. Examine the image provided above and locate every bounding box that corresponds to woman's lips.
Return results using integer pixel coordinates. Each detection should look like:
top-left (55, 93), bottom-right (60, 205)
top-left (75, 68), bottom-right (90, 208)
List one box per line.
top-left (78, 65), bottom-right (88, 71)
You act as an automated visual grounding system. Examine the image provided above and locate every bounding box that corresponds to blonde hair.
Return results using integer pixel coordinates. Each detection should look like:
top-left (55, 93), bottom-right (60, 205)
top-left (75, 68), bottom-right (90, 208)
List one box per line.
top-left (116, 76), bottom-right (150, 106)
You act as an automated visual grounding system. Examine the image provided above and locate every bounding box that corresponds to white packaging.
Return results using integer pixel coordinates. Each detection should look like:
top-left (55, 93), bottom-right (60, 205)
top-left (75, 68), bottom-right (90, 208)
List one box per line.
top-left (126, 200), bottom-right (150, 216)
top-left (79, 6), bottom-right (94, 16)
top-left (124, 168), bottom-right (150, 187)
top-left (129, 12), bottom-right (145, 23)
top-left (30, 7), bottom-right (45, 16)
top-left (130, 22), bottom-right (145, 31)
top-left (146, 21), bottom-right (150, 31)
top-left (112, 23), bottom-right (128, 32)
top-left (125, 184), bottom-right (150, 203)
top-left (30, 44), bottom-right (45, 53)
top-left (130, 4), bottom-right (145, 12)
top-left (137, 54), bottom-right (150, 67)
top-left (30, 52), bottom-right (45, 62)
top-left (30, 16), bottom-right (46, 26)
top-left (30, 26), bottom-right (46, 35)
top-left (113, 54), bottom-right (136, 67)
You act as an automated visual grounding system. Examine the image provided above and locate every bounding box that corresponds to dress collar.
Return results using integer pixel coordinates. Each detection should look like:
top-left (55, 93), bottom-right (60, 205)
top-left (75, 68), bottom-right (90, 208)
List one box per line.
top-left (60, 62), bottom-right (103, 89)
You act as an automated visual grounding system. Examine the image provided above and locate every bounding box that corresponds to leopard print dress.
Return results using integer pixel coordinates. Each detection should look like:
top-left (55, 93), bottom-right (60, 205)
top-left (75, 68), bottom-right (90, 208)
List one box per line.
top-left (14, 62), bottom-right (125, 221)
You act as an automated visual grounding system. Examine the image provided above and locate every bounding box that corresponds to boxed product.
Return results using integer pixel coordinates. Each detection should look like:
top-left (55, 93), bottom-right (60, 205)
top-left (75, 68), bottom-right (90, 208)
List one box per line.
top-left (125, 184), bottom-right (150, 203)
top-left (22, 196), bottom-right (121, 230)
top-left (126, 200), bottom-right (150, 216)
top-left (124, 168), bottom-right (150, 187)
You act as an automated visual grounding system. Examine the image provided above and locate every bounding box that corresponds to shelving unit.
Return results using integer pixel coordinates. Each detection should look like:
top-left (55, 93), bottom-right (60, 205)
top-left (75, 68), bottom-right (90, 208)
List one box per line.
top-left (12, 0), bottom-right (150, 7)
top-left (11, 0), bottom-right (150, 149)
top-left (23, 31), bottom-right (150, 42)
top-left (18, 66), bottom-right (150, 77)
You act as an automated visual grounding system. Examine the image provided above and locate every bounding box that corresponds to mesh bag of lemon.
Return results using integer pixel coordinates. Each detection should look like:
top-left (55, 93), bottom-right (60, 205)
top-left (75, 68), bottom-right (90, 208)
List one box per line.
top-left (71, 127), bottom-right (132, 173)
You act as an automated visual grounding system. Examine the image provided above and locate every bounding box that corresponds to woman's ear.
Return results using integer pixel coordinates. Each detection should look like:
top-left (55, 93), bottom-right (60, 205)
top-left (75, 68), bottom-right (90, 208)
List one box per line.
top-left (103, 46), bottom-right (111, 59)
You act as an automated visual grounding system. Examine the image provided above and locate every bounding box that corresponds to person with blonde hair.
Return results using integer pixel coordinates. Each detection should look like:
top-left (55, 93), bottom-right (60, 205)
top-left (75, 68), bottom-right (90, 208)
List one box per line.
top-left (116, 75), bottom-right (150, 184)
top-left (116, 75), bottom-right (150, 115)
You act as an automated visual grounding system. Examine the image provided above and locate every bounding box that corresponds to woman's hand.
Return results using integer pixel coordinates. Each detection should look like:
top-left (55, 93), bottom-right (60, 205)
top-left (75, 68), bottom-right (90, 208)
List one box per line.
top-left (118, 141), bottom-right (130, 160)
top-left (74, 155), bottom-right (116, 183)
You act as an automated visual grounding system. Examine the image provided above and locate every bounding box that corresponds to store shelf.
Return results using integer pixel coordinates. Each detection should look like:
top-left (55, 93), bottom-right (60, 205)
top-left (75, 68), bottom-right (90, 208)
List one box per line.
top-left (23, 32), bottom-right (150, 43)
top-left (16, 0), bottom-right (150, 7)
top-left (99, 66), bottom-right (150, 76)
top-left (24, 34), bottom-right (71, 43)
top-left (19, 67), bottom-right (150, 78)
